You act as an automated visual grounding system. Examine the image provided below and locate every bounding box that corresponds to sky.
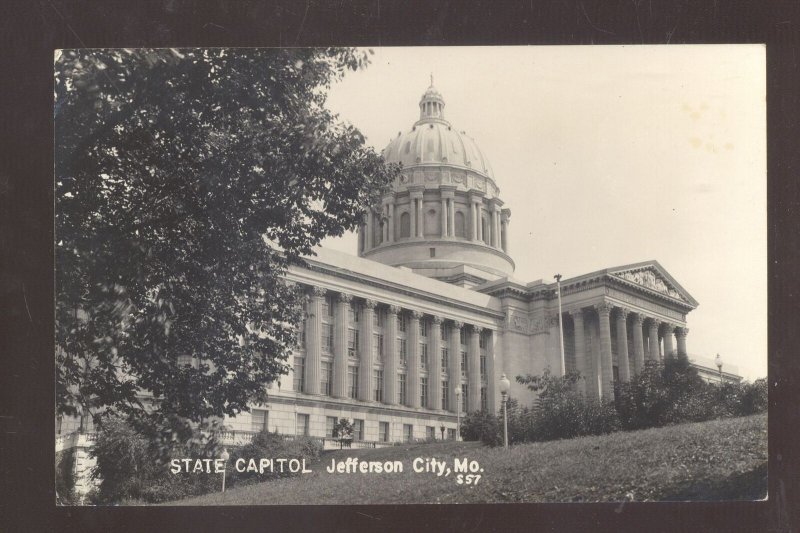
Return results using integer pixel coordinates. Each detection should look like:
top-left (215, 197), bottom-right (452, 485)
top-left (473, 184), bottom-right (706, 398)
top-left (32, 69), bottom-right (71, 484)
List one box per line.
top-left (319, 45), bottom-right (766, 380)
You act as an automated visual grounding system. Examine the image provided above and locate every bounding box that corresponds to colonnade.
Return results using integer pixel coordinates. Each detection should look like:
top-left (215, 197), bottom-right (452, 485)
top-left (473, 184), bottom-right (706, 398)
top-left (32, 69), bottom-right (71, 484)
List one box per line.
top-left (300, 286), bottom-right (494, 414)
top-left (569, 301), bottom-right (689, 401)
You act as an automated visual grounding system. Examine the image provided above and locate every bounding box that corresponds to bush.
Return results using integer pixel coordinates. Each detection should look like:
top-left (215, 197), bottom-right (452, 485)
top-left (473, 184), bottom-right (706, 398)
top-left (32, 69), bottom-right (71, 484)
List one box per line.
top-left (226, 430), bottom-right (322, 487)
top-left (736, 378), bottom-right (768, 415)
top-left (517, 369), bottom-right (619, 442)
top-left (91, 416), bottom-right (218, 504)
top-left (460, 410), bottom-right (502, 446)
top-left (55, 448), bottom-right (79, 505)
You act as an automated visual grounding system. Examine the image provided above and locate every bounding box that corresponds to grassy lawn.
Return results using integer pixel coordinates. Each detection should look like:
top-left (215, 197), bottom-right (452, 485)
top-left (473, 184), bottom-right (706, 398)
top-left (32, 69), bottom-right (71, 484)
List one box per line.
top-left (168, 413), bottom-right (766, 505)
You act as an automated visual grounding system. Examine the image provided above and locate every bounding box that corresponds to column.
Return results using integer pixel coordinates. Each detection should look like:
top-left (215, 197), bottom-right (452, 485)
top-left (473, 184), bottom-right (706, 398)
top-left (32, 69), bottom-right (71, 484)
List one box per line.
top-left (632, 314), bottom-right (645, 375)
top-left (662, 324), bottom-right (675, 358)
top-left (468, 325), bottom-right (482, 412)
top-left (676, 327), bottom-right (689, 357)
top-left (416, 195), bottom-right (424, 237)
top-left (449, 321), bottom-right (462, 413)
top-left (485, 329), bottom-right (496, 413)
top-left (429, 317), bottom-right (443, 410)
top-left (501, 208), bottom-right (511, 253)
top-left (448, 198), bottom-right (455, 239)
top-left (477, 207), bottom-right (484, 242)
top-left (408, 311), bottom-right (421, 407)
top-left (492, 205), bottom-right (500, 248)
top-left (333, 293), bottom-right (351, 398)
top-left (615, 307), bottom-right (631, 383)
top-left (595, 302), bottom-right (614, 401)
top-left (648, 319), bottom-right (661, 361)
top-left (384, 305), bottom-right (399, 405)
top-left (363, 214), bottom-right (372, 253)
top-left (440, 197), bottom-right (448, 237)
top-left (304, 287), bottom-right (325, 395)
top-left (470, 202), bottom-right (478, 241)
top-left (570, 309), bottom-right (589, 396)
top-left (387, 199), bottom-right (395, 243)
top-left (409, 199), bottom-right (417, 240)
top-left (359, 299), bottom-right (376, 402)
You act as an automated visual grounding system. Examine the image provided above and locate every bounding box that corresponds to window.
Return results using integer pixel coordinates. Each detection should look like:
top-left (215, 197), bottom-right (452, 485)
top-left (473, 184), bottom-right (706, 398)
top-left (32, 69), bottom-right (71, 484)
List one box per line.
top-left (373, 333), bottom-right (384, 360)
top-left (398, 339), bottom-right (407, 366)
top-left (326, 416), bottom-right (337, 438)
top-left (322, 323), bottom-right (334, 353)
top-left (419, 319), bottom-right (427, 338)
top-left (427, 426), bottom-right (436, 440)
top-left (447, 428), bottom-right (456, 440)
top-left (322, 294), bottom-right (334, 317)
top-left (461, 351), bottom-right (468, 377)
top-left (348, 366), bottom-right (359, 399)
top-left (441, 381), bottom-right (449, 411)
top-left (348, 328), bottom-right (359, 358)
top-left (398, 374), bottom-right (407, 405)
top-left (479, 333), bottom-right (486, 349)
top-left (480, 355), bottom-right (486, 380)
top-left (460, 328), bottom-right (467, 346)
top-left (321, 361), bottom-right (333, 396)
top-left (348, 303), bottom-right (360, 323)
top-left (398, 314), bottom-right (407, 333)
top-left (420, 377), bottom-right (428, 408)
top-left (400, 212), bottom-right (411, 238)
top-left (298, 314), bottom-right (306, 348)
top-left (461, 384), bottom-right (468, 412)
top-left (374, 370), bottom-right (383, 401)
top-left (374, 309), bottom-right (384, 328)
top-left (379, 421), bottom-right (390, 442)
top-left (481, 386), bottom-right (488, 411)
top-left (441, 325), bottom-right (448, 341)
top-left (429, 247), bottom-right (436, 257)
top-left (403, 424), bottom-right (413, 443)
top-left (293, 356), bottom-right (305, 392)
top-left (420, 343), bottom-right (428, 369)
top-left (251, 409), bottom-right (268, 432)
top-left (455, 211), bottom-right (466, 238)
top-left (441, 345), bottom-right (449, 370)
top-left (353, 419), bottom-right (364, 441)
top-left (296, 413), bottom-right (309, 436)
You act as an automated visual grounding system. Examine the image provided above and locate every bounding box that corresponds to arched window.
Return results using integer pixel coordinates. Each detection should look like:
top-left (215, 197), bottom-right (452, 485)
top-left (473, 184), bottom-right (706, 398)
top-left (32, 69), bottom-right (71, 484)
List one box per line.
top-left (454, 211), bottom-right (466, 238)
top-left (399, 212), bottom-right (411, 239)
top-left (424, 209), bottom-right (439, 237)
top-left (375, 220), bottom-right (384, 246)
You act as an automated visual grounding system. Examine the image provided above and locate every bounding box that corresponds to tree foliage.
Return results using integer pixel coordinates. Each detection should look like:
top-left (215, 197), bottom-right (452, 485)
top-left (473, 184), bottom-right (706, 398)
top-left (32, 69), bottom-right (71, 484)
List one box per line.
top-left (55, 48), bottom-right (397, 448)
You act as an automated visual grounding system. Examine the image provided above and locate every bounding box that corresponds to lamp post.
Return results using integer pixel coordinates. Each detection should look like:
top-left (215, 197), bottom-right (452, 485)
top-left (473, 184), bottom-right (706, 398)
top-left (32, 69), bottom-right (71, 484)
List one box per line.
top-left (455, 386), bottom-right (462, 441)
top-left (554, 274), bottom-right (566, 376)
top-left (715, 353), bottom-right (723, 383)
top-left (220, 448), bottom-right (230, 493)
top-left (499, 373), bottom-right (511, 449)
top-left (440, 424), bottom-right (445, 441)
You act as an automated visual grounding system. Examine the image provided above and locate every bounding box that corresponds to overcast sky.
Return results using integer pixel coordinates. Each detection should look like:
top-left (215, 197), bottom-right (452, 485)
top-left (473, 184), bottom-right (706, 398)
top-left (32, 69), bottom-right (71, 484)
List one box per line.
top-left (319, 45), bottom-right (766, 380)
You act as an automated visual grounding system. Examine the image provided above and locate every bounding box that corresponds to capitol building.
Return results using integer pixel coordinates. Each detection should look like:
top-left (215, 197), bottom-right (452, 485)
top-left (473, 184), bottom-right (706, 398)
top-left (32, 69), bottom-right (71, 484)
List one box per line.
top-left (58, 82), bottom-right (741, 496)
top-left (218, 81), bottom-right (718, 444)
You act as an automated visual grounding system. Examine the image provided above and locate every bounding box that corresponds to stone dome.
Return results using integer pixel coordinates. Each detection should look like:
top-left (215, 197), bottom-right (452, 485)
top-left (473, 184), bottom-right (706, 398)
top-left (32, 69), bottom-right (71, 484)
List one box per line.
top-left (359, 79), bottom-right (513, 288)
top-left (382, 84), bottom-right (494, 179)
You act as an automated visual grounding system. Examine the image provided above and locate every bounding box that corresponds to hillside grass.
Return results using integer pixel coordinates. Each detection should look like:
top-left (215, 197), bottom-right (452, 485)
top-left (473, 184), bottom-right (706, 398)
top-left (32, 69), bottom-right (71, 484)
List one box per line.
top-left (167, 413), bottom-right (767, 505)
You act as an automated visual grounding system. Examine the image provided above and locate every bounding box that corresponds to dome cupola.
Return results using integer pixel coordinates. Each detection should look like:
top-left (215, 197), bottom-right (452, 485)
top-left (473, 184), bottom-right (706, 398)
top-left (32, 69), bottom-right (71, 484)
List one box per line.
top-left (358, 80), bottom-right (514, 288)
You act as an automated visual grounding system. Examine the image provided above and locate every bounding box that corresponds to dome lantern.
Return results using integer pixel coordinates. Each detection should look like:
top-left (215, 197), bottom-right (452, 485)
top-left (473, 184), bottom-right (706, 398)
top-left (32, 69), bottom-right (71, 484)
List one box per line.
top-left (417, 75), bottom-right (447, 124)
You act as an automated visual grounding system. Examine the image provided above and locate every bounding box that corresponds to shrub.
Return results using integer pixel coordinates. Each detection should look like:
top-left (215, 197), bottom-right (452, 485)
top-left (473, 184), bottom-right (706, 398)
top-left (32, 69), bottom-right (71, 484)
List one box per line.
top-left (736, 378), bottom-right (768, 415)
top-left (516, 369), bottom-right (619, 442)
top-left (55, 448), bottom-right (79, 505)
top-left (226, 430), bottom-right (322, 487)
top-left (91, 416), bottom-right (218, 504)
top-left (460, 410), bottom-right (502, 446)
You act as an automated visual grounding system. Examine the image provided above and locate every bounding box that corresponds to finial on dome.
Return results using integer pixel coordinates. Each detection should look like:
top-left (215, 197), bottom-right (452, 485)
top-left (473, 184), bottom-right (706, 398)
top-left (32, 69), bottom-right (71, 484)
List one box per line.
top-left (430, 73), bottom-right (434, 86)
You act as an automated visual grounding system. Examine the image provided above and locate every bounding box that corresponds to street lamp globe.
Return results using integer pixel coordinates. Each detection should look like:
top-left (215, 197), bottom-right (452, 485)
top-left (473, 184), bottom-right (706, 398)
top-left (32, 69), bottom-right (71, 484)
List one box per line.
top-left (220, 448), bottom-right (230, 462)
top-left (715, 353), bottom-right (722, 370)
top-left (499, 374), bottom-right (511, 395)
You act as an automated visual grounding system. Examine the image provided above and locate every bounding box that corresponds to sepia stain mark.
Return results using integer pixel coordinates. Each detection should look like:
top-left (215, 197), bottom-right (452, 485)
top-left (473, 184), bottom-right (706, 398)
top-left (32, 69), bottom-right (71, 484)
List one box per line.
top-left (689, 137), bottom-right (702, 149)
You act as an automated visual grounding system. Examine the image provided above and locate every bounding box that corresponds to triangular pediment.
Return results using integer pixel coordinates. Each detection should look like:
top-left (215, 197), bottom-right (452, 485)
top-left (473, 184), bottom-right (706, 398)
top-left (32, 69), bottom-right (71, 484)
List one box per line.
top-left (608, 262), bottom-right (698, 307)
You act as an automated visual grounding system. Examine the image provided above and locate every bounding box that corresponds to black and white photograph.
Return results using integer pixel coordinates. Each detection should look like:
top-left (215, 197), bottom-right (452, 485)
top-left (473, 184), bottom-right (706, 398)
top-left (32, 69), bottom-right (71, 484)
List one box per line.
top-left (54, 45), bottom-right (767, 507)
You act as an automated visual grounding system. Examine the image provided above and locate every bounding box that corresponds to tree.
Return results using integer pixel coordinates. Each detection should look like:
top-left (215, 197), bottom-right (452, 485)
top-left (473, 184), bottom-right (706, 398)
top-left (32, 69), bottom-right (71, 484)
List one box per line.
top-left (55, 48), bottom-right (397, 452)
